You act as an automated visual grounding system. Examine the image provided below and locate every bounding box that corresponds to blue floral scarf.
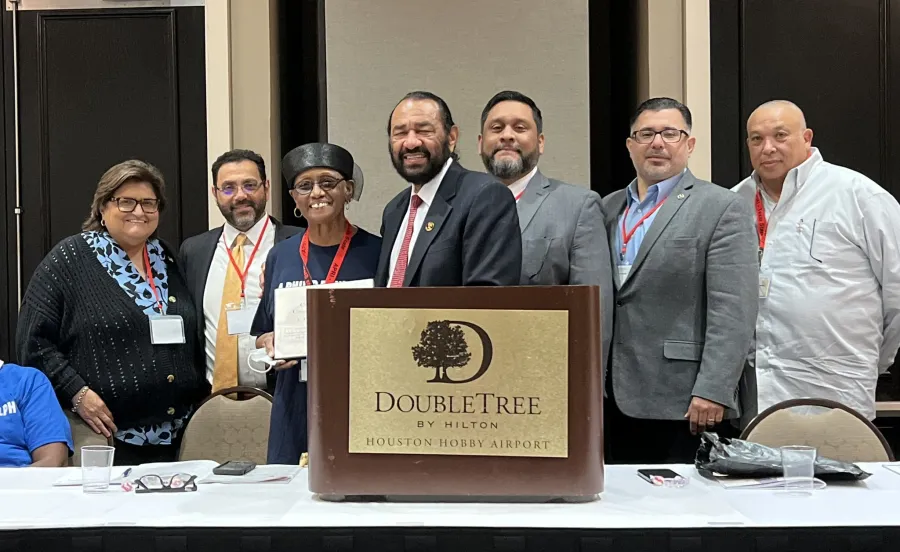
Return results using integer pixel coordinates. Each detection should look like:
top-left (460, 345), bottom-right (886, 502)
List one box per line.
top-left (82, 231), bottom-right (169, 315)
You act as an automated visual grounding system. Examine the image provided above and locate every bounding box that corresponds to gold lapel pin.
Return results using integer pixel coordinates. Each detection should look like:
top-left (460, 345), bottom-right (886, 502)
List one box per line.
top-left (425, 221), bottom-right (435, 232)
top-left (169, 296), bottom-right (177, 303)
top-left (677, 193), bottom-right (685, 199)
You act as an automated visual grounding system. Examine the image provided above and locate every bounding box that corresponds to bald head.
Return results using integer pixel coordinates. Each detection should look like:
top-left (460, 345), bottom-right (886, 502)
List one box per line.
top-left (748, 100), bottom-right (807, 132)
top-left (746, 100), bottom-right (814, 191)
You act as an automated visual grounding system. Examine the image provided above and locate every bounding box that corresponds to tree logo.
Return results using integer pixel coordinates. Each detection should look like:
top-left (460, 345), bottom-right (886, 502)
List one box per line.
top-left (411, 320), bottom-right (493, 384)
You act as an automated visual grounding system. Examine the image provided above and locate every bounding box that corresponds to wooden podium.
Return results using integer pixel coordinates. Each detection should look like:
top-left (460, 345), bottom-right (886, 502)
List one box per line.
top-left (306, 285), bottom-right (603, 501)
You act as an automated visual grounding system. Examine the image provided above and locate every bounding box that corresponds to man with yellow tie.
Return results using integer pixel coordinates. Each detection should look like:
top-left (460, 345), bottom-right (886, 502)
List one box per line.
top-left (179, 150), bottom-right (301, 395)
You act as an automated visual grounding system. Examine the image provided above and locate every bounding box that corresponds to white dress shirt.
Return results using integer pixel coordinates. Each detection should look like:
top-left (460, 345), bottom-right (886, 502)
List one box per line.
top-left (507, 166), bottom-right (538, 201)
top-left (732, 148), bottom-right (900, 420)
top-left (203, 215), bottom-right (275, 385)
top-left (388, 158), bottom-right (454, 283)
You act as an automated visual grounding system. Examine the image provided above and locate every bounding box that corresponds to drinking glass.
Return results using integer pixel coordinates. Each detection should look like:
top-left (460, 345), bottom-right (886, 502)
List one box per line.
top-left (81, 445), bottom-right (115, 493)
top-left (781, 445), bottom-right (816, 494)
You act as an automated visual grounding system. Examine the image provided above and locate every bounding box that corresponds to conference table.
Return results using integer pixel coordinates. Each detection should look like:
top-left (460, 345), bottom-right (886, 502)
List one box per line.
top-left (1, 462), bottom-right (899, 551)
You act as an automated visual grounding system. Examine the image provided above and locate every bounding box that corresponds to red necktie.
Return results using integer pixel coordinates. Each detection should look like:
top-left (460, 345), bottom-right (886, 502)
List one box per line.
top-left (390, 194), bottom-right (423, 288)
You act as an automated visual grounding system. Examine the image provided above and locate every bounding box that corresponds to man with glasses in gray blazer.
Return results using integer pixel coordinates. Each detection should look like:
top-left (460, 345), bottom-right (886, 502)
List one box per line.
top-left (601, 98), bottom-right (758, 464)
top-left (478, 90), bottom-right (614, 362)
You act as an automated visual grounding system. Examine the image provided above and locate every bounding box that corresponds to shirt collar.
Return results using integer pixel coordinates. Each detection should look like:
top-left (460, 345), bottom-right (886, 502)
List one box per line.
top-left (412, 158), bottom-right (454, 207)
top-left (751, 147), bottom-right (824, 195)
top-left (508, 166), bottom-right (539, 200)
top-left (223, 214), bottom-right (270, 248)
top-left (626, 169), bottom-right (685, 206)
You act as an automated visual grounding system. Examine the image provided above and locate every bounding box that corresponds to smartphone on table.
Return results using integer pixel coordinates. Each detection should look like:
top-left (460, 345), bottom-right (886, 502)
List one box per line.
top-left (212, 460), bottom-right (257, 476)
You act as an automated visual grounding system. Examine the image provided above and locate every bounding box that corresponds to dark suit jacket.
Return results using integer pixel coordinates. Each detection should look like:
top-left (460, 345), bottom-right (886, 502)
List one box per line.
top-left (375, 161), bottom-right (522, 287)
top-left (178, 216), bottom-right (302, 391)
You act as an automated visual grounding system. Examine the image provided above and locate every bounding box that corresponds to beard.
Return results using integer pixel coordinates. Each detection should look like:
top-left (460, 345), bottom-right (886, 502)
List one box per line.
top-left (482, 146), bottom-right (539, 180)
top-left (222, 198), bottom-right (266, 231)
top-left (391, 140), bottom-right (452, 186)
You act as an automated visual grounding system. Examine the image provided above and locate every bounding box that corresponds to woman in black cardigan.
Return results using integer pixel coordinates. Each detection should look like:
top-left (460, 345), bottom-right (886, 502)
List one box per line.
top-left (16, 160), bottom-right (209, 465)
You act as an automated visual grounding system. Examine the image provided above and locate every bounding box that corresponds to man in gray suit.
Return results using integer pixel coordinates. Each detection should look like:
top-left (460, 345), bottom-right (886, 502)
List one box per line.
top-left (601, 98), bottom-right (758, 464)
top-left (478, 90), bottom-right (614, 360)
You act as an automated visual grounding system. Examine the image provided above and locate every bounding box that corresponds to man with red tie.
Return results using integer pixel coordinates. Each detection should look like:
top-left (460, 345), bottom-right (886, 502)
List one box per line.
top-left (374, 91), bottom-right (522, 287)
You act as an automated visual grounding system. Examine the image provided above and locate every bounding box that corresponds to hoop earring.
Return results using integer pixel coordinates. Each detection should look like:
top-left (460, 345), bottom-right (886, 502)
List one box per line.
top-left (293, 207), bottom-right (303, 219)
top-left (101, 219), bottom-right (106, 227)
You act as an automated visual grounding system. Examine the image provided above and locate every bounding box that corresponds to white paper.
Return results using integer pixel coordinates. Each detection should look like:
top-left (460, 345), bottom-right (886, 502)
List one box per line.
top-left (198, 465), bottom-right (301, 484)
top-left (711, 474), bottom-right (826, 490)
top-left (226, 307), bottom-right (256, 335)
top-left (149, 315), bottom-right (186, 345)
top-left (273, 279), bottom-right (374, 359)
top-left (51, 460), bottom-right (220, 487)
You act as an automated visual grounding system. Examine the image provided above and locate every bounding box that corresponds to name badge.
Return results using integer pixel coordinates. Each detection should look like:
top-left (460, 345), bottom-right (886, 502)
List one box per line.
top-left (759, 275), bottom-right (771, 299)
top-left (226, 299), bottom-right (259, 336)
top-left (150, 315), bottom-right (186, 345)
top-left (616, 264), bottom-right (632, 288)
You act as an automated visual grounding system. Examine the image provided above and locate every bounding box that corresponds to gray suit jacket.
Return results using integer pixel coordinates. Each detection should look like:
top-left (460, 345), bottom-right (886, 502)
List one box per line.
top-left (519, 170), bottom-right (614, 364)
top-left (601, 170), bottom-right (758, 421)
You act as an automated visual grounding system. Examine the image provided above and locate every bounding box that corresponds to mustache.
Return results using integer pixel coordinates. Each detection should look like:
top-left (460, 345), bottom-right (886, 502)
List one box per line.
top-left (492, 145), bottom-right (522, 156)
top-left (400, 146), bottom-right (430, 157)
top-left (231, 200), bottom-right (256, 210)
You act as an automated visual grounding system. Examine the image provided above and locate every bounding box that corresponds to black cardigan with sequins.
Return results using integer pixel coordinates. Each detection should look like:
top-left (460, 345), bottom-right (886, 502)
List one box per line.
top-left (15, 234), bottom-right (209, 430)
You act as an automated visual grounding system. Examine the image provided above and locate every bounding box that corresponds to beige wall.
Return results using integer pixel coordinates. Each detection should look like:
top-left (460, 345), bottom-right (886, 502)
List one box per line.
top-left (204, 0), bottom-right (712, 229)
top-left (204, 0), bottom-right (281, 229)
top-left (637, 0), bottom-right (712, 182)
top-left (324, 0), bottom-right (590, 234)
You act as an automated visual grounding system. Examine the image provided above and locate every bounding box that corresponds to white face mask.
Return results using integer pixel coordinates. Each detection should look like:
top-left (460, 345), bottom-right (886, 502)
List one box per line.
top-left (246, 348), bottom-right (277, 374)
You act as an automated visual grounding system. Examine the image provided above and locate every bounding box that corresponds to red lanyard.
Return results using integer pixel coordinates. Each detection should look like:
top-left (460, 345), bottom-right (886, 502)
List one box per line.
top-left (755, 191), bottom-right (768, 249)
top-left (514, 187), bottom-right (526, 202)
top-left (143, 245), bottom-right (163, 314)
top-left (223, 217), bottom-right (270, 299)
top-left (620, 200), bottom-right (667, 255)
top-left (299, 221), bottom-right (354, 285)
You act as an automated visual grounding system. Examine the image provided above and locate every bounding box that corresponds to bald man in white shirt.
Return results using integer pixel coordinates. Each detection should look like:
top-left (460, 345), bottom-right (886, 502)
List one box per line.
top-left (732, 100), bottom-right (900, 420)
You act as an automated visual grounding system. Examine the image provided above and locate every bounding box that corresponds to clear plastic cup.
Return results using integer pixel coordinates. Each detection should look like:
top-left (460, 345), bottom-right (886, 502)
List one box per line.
top-left (81, 445), bottom-right (115, 493)
top-left (781, 445), bottom-right (817, 494)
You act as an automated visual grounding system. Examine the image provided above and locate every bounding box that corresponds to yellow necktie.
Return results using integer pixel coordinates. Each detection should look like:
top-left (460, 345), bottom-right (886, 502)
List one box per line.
top-left (212, 233), bottom-right (248, 394)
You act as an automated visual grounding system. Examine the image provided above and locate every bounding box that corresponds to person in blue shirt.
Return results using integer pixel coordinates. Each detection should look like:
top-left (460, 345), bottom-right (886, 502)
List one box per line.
top-left (251, 143), bottom-right (381, 464)
top-left (0, 360), bottom-right (73, 467)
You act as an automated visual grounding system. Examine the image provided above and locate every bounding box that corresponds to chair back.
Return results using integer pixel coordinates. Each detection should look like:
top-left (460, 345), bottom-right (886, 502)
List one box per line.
top-left (177, 386), bottom-right (273, 465)
top-left (65, 411), bottom-right (112, 466)
top-left (741, 398), bottom-right (894, 463)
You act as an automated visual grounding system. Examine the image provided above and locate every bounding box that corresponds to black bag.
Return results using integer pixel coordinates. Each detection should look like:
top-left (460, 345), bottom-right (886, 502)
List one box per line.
top-left (694, 432), bottom-right (871, 481)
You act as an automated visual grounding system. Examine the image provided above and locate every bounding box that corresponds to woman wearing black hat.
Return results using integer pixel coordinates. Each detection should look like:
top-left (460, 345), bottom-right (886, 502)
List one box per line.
top-left (250, 142), bottom-right (381, 464)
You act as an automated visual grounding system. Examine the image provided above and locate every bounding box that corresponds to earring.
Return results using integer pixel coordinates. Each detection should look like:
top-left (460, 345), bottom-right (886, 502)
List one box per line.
top-left (101, 219), bottom-right (106, 227)
top-left (293, 207), bottom-right (303, 219)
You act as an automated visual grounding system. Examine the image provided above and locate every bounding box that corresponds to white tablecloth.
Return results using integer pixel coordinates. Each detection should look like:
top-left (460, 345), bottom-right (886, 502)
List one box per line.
top-left (1, 463), bottom-right (898, 531)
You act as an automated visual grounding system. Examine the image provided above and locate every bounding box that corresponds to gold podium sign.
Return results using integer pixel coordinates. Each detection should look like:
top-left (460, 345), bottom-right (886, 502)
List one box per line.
top-left (348, 308), bottom-right (569, 458)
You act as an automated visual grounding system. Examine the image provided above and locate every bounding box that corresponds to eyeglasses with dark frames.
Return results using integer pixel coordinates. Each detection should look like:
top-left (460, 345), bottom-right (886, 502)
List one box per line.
top-left (215, 181), bottom-right (264, 197)
top-left (134, 473), bottom-right (198, 494)
top-left (631, 128), bottom-right (689, 144)
top-left (110, 197), bottom-right (160, 214)
top-left (290, 178), bottom-right (346, 196)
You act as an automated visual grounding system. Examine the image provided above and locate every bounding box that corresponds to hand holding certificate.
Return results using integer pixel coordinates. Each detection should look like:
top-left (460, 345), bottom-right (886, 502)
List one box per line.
top-left (273, 279), bottom-right (374, 360)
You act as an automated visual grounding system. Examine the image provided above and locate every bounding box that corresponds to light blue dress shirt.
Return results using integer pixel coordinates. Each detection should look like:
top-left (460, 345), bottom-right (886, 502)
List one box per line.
top-left (616, 172), bottom-right (684, 265)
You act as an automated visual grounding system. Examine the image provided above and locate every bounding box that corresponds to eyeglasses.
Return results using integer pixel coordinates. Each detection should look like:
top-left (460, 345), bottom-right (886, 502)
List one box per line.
top-left (291, 178), bottom-right (345, 196)
top-left (134, 473), bottom-right (197, 494)
top-left (216, 181), bottom-right (264, 197)
top-left (631, 128), bottom-right (689, 144)
top-left (110, 197), bottom-right (160, 213)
